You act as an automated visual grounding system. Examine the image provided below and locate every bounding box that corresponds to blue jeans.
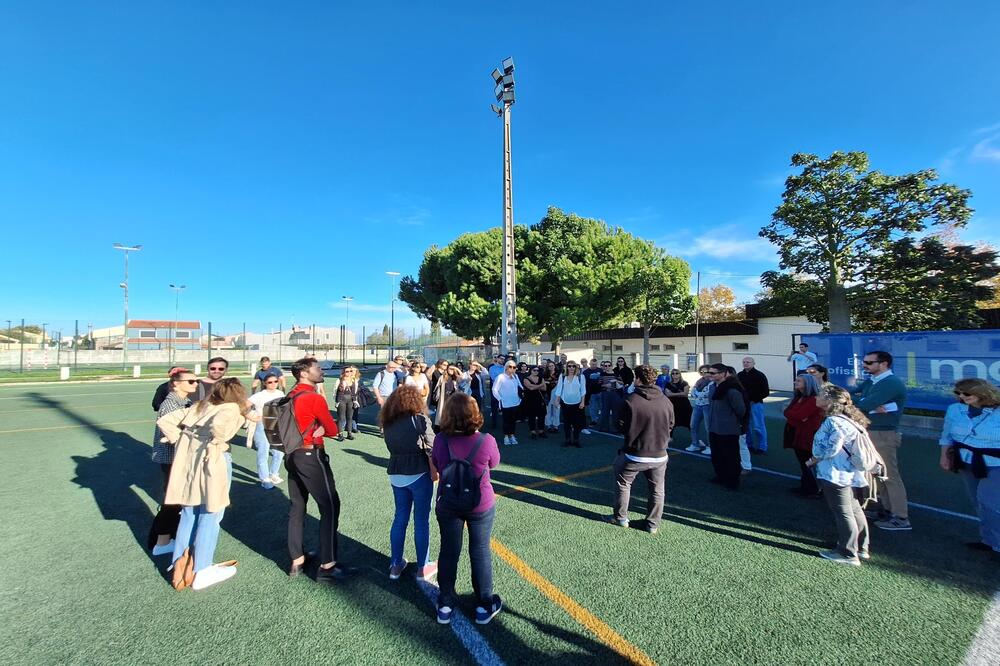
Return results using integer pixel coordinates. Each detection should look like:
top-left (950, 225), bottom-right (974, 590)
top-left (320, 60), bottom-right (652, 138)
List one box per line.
top-left (690, 404), bottom-right (709, 446)
top-left (962, 467), bottom-right (1000, 551)
top-left (436, 504), bottom-right (496, 609)
top-left (747, 402), bottom-right (768, 451)
top-left (172, 453), bottom-right (232, 573)
top-left (587, 393), bottom-right (602, 424)
top-left (390, 473), bottom-right (433, 568)
top-left (253, 423), bottom-right (284, 480)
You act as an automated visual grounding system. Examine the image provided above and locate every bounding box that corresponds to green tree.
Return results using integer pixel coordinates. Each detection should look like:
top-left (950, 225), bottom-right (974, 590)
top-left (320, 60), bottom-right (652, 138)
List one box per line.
top-left (697, 284), bottom-right (744, 322)
top-left (629, 250), bottom-right (696, 363)
top-left (759, 151), bottom-right (973, 332)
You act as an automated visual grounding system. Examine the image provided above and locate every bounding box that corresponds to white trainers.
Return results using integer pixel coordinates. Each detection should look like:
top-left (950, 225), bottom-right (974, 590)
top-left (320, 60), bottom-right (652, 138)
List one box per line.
top-left (509, 436), bottom-right (519, 446)
top-left (581, 429), bottom-right (592, 435)
top-left (503, 436), bottom-right (511, 446)
top-left (699, 440), bottom-right (708, 448)
top-left (685, 444), bottom-right (700, 452)
top-left (269, 474), bottom-right (283, 484)
top-left (191, 564), bottom-right (238, 590)
top-left (701, 447), bottom-right (712, 456)
top-left (151, 540), bottom-right (175, 557)
top-left (261, 480), bottom-right (274, 489)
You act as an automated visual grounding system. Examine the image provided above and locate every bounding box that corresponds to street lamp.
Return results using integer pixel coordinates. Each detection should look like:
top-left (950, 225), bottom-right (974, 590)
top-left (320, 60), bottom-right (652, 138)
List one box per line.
top-left (169, 284), bottom-right (186, 366)
top-left (113, 243), bottom-right (142, 367)
top-left (41, 323), bottom-right (48, 349)
top-left (386, 271), bottom-right (400, 357)
top-left (342, 296), bottom-right (353, 364)
top-left (490, 57), bottom-right (518, 356)
top-left (6, 320), bottom-right (11, 351)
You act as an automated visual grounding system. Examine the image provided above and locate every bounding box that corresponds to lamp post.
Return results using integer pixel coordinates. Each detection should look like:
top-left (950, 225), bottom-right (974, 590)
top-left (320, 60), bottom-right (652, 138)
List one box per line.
top-left (386, 271), bottom-right (400, 358)
top-left (113, 243), bottom-right (142, 368)
top-left (342, 296), bottom-right (353, 365)
top-left (5, 320), bottom-right (10, 351)
top-left (490, 57), bottom-right (518, 357)
top-left (169, 284), bottom-right (186, 366)
top-left (41, 323), bottom-right (48, 349)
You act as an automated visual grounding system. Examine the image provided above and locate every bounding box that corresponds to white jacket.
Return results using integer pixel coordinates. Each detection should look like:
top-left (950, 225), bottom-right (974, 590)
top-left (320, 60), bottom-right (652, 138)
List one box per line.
top-left (492, 372), bottom-right (523, 408)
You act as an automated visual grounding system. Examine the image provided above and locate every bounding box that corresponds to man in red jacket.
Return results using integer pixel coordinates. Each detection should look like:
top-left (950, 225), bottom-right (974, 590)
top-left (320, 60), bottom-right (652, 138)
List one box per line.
top-left (285, 357), bottom-right (353, 582)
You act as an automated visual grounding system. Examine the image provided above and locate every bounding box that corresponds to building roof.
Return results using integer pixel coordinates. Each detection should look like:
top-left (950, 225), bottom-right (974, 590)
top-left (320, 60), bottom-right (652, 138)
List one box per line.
top-left (127, 320), bottom-right (201, 329)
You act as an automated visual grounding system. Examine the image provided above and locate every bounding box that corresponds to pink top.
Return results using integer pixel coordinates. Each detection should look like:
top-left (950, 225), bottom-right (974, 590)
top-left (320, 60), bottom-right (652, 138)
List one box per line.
top-left (431, 432), bottom-right (501, 514)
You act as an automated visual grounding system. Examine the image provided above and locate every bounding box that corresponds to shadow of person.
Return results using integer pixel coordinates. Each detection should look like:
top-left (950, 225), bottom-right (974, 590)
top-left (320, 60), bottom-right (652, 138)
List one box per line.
top-left (340, 447), bottom-right (389, 467)
top-left (483, 605), bottom-right (630, 664)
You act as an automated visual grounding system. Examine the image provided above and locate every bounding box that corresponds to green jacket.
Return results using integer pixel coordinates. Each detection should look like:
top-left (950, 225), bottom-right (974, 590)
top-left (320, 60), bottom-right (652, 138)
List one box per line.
top-left (849, 372), bottom-right (907, 431)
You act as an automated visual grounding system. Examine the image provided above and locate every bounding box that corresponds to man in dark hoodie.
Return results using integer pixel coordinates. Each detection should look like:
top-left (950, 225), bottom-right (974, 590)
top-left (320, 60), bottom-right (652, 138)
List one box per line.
top-left (736, 357), bottom-right (770, 454)
top-left (607, 364), bottom-right (675, 534)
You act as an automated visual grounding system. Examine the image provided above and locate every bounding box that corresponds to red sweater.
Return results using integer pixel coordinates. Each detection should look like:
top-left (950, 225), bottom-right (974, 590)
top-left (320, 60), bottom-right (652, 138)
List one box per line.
top-left (288, 384), bottom-right (339, 446)
top-left (783, 395), bottom-right (825, 452)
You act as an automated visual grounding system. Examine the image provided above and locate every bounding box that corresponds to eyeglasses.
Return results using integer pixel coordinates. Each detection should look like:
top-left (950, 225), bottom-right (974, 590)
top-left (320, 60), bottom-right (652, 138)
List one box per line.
top-left (707, 371), bottom-right (719, 375)
top-left (601, 363), bottom-right (611, 367)
top-left (862, 360), bottom-right (877, 366)
top-left (699, 370), bottom-right (708, 374)
top-left (265, 380), bottom-right (279, 384)
top-left (209, 366), bottom-right (226, 371)
top-left (954, 391), bottom-right (972, 397)
top-left (183, 379), bottom-right (199, 385)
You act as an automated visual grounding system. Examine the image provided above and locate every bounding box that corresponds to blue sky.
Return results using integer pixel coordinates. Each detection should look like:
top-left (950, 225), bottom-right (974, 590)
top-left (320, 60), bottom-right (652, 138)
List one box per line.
top-left (2, 2), bottom-right (998, 339)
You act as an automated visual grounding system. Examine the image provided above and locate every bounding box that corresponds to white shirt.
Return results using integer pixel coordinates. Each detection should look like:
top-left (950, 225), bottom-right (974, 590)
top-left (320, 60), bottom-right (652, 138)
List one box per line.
top-left (248, 388), bottom-right (284, 414)
top-left (405, 374), bottom-right (429, 395)
top-left (553, 374), bottom-right (586, 405)
top-left (790, 351), bottom-right (818, 373)
top-left (492, 372), bottom-right (523, 408)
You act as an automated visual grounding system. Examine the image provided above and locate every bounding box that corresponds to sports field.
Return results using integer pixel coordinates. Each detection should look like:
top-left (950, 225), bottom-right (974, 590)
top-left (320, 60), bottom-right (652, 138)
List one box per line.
top-left (1, 379), bottom-right (998, 665)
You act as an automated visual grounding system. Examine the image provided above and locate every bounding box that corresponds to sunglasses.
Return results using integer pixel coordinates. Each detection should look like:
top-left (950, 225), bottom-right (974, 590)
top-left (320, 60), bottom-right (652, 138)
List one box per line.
top-left (954, 391), bottom-right (972, 397)
top-left (265, 380), bottom-right (279, 384)
top-left (209, 366), bottom-right (226, 371)
top-left (182, 379), bottom-right (199, 385)
top-left (862, 360), bottom-right (877, 366)
top-left (707, 371), bottom-right (720, 375)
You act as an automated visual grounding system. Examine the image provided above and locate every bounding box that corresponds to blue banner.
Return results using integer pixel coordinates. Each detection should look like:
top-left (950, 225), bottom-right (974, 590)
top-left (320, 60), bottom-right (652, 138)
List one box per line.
top-left (801, 330), bottom-right (1000, 412)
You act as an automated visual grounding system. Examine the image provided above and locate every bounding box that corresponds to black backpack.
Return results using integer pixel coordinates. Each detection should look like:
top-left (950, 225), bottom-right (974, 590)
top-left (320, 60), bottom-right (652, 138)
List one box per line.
top-left (436, 433), bottom-right (486, 513)
top-left (262, 391), bottom-right (312, 455)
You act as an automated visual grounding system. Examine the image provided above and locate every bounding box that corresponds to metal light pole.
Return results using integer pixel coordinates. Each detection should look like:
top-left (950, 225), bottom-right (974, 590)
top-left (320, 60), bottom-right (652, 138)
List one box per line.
top-left (5, 320), bottom-right (10, 351)
top-left (342, 296), bottom-right (353, 362)
top-left (386, 271), bottom-right (400, 357)
top-left (491, 57), bottom-right (518, 357)
top-left (41, 323), bottom-right (48, 349)
top-left (169, 283), bottom-right (186, 366)
top-left (113, 243), bottom-right (142, 368)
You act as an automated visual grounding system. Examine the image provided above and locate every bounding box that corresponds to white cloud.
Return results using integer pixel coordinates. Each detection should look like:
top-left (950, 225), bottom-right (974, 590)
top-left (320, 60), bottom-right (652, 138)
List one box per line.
top-left (680, 234), bottom-right (773, 260)
top-left (974, 121), bottom-right (1000, 135)
top-left (971, 135), bottom-right (1000, 162)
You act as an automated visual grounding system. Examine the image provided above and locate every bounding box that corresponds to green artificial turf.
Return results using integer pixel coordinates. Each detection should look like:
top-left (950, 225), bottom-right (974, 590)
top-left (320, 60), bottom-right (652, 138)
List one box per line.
top-left (0, 381), bottom-right (997, 665)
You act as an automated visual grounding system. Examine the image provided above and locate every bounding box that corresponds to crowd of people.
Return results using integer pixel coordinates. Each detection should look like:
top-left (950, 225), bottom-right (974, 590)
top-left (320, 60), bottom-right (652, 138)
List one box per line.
top-left (142, 346), bottom-right (1000, 618)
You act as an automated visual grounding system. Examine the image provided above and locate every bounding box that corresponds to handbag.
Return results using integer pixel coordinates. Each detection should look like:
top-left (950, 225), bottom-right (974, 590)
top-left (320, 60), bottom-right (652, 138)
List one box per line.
top-left (171, 547), bottom-right (195, 590)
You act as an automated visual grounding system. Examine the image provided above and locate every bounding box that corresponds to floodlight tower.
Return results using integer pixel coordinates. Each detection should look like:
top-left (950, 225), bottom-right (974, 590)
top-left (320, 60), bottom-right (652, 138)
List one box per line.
top-left (113, 243), bottom-right (142, 367)
top-left (491, 57), bottom-right (517, 357)
top-left (386, 271), bottom-right (400, 357)
top-left (169, 284), bottom-right (186, 366)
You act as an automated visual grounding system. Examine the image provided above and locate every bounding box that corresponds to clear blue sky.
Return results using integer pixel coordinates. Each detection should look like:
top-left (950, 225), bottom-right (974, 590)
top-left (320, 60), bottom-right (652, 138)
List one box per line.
top-left (2, 2), bottom-right (998, 339)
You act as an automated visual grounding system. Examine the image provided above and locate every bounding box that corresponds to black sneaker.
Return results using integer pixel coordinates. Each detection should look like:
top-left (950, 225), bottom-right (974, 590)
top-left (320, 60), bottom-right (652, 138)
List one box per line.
top-left (316, 563), bottom-right (357, 583)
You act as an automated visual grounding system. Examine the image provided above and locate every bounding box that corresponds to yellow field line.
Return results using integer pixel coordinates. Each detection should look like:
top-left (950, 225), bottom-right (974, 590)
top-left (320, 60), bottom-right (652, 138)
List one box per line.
top-left (0, 419), bottom-right (151, 435)
top-left (491, 538), bottom-right (656, 665)
top-left (495, 465), bottom-right (612, 497)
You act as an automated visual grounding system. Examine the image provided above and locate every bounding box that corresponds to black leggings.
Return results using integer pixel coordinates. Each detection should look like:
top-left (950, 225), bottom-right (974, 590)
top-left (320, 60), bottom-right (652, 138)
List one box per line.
top-left (336, 400), bottom-right (355, 433)
top-left (794, 448), bottom-right (819, 494)
top-left (709, 432), bottom-right (741, 489)
top-left (149, 463), bottom-right (180, 548)
top-left (562, 402), bottom-right (585, 443)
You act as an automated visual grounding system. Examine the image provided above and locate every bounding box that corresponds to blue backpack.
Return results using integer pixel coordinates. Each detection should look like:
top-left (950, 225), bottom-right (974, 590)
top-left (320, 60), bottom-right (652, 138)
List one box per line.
top-left (437, 434), bottom-right (486, 513)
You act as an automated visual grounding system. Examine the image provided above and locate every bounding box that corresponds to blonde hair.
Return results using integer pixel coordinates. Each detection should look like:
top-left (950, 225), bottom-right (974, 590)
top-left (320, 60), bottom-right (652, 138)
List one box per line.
top-left (199, 377), bottom-right (249, 416)
top-left (819, 384), bottom-right (870, 428)
top-left (954, 378), bottom-right (1000, 407)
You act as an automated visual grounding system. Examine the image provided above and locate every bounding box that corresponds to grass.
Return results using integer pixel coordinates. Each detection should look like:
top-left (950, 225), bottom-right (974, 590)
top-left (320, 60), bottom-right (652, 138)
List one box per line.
top-left (0, 380), bottom-right (997, 665)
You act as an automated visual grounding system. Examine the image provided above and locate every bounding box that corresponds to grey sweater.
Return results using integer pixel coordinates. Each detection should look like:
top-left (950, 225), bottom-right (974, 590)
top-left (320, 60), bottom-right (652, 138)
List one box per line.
top-left (708, 379), bottom-right (748, 436)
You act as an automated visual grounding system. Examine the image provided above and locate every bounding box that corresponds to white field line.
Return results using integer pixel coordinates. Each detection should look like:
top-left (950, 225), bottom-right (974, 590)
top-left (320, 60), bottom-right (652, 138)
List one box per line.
top-left (965, 588), bottom-right (1000, 665)
top-left (416, 579), bottom-right (506, 666)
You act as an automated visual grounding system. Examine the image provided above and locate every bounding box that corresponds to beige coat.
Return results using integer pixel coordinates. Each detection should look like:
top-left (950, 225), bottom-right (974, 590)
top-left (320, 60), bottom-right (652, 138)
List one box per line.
top-left (158, 402), bottom-right (249, 513)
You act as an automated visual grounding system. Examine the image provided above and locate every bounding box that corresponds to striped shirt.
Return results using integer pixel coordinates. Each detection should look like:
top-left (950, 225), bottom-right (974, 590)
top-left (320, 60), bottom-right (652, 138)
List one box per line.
top-left (152, 392), bottom-right (191, 465)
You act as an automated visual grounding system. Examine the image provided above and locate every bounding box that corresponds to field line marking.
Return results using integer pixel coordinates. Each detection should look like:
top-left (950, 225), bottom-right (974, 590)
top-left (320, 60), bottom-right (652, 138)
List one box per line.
top-left (496, 465), bottom-right (612, 497)
top-left (964, 588), bottom-right (1000, 665)
top-left (586, 429), bottom-right (980, 522)
top-left (491, 538), bottom-right (656, 666)
top-left (0, 419), bottom-right (150, 434)
top-left (0, 401), bottom-right (150, 415)
top-left (415, 579), bottom-right (506, 666)
top-left (0, 390), bottom-right (152, 401)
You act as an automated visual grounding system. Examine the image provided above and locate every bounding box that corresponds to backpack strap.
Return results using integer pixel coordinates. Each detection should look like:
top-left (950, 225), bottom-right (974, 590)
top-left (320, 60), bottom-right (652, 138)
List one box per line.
top-left (465, 433), bottom-right (486, 463)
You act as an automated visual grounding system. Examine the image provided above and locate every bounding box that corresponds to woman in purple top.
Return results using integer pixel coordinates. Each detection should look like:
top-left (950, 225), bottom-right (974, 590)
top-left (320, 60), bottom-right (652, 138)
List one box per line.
top-left (431, 394), bottom-right (502, 626)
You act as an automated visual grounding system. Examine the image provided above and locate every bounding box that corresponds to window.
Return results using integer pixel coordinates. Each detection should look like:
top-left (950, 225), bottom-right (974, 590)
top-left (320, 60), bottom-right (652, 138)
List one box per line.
top-left (614, 345), bottom-right (623, 351)
top-left (650, 344), bottom-right (660, 351)
top-left (139, 330), bottom-right (156, 338)
top-left (175, 331), bottom-right (190, 339)
top-left (602, 345), bottom-right (611, 351)
top-left (663, 344), bottom-right (676, 351)
top-left (733, 342), bottom-right (749, 351)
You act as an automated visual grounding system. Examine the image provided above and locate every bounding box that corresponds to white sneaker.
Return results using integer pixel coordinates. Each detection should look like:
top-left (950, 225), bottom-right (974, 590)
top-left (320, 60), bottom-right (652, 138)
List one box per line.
top-left (503, 436), bottom-right (511, 446)
top-left (685, 444), bottom-right (700, 452)
top-left (269, 474), bottom-right (283, 484)
top-left (151, 540), bottom-right (175, 557)
top-left (191, 564), bottom-right (237, 590)
top-left (261, 480), bottom-right (274, 489)
top-left (581, 429), bottom-right (592, 435)
top-left (702, 447), bottom-right (712, 456)
top-left (510, 436), bottom-right (519, 445)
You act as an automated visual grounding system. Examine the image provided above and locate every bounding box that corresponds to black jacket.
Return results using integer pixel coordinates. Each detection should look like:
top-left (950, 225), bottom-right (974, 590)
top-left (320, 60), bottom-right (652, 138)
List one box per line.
top-left (737, 367), bottom-right (770, 403)
top-left (616, 385), bottom-right (675, 458)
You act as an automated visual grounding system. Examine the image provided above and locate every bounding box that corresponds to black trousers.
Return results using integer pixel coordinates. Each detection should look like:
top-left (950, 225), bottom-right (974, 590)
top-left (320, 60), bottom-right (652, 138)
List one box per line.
top-left (562, 402), bottom-right (585, 443)
top-left (793, 448), bottom-right (819, 494)
top-left (490, 396), bottom-right (501, 427)
top-left (502, 407), bottom-right (519, 436)
top-left (286, 448), bottom-right (341, 565)
top-left (336, 400), bottom-right (355, 432)
top-left (709, 432), bottom-right (741, 489)
top-left (148, 463), bottom-right (180, 548)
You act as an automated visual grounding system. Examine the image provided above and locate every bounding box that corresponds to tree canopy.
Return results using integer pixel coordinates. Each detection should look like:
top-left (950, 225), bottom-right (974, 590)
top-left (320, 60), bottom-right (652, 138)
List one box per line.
top-left (759, 151), bottom-right (975, 332)
top-left (399, 206), bottom-right (694, 349)
top-left (697, 284), bottom-right (745, 322)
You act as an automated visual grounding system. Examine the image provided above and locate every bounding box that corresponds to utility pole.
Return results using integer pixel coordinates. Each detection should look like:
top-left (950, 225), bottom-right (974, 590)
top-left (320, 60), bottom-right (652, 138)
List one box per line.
top-left (386, 272), bottom-right (400, 358)
top-left (491, 57), bottom-right (517, 357)
top-left (169, 284), bottom-right (186, 366)
top-left (694, 270), bottom-right (701, 368)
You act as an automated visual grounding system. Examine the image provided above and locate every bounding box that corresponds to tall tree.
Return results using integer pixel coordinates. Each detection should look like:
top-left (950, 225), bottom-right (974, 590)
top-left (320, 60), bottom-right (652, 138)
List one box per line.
top-left (759, 151), bottom-right (973, 332)
top-left (629, 249), bottom-right (696, 363)
top-left (697, 284), bottom-right (744, 322)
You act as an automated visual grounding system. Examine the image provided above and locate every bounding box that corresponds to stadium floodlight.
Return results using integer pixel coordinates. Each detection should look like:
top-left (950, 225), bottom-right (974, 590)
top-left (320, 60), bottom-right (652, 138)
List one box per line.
top-left (342, 295), bottom-right (354, 337)
top-left (112, 243), bottom-right (142, 367)
top-left (490, 57), bottom-right (518, 356)
top-left (386, 272), bottom-right (400, 357)
top-left (169, 284), bottom-right (186, 365)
